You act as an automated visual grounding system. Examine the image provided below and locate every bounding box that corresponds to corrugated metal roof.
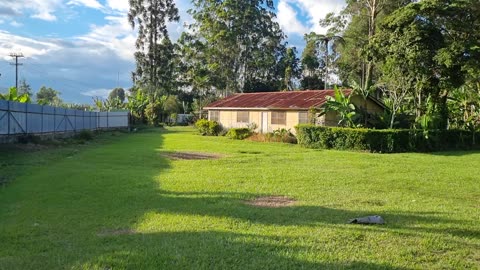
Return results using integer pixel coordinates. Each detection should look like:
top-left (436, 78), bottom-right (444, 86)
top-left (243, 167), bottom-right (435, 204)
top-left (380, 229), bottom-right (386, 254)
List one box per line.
top-left (204, 90), bottom-right (353, 110)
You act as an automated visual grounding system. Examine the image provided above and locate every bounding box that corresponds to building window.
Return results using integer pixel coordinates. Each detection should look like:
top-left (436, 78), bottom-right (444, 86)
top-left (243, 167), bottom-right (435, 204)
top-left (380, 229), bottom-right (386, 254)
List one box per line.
top-left (271, 111), bottom-right (286, 125)
top-left (298, 112), bottom-right (308, 124)
top-left (210, 111), bottom-right (220, 122)
top-left (237, 111), bottom-right (249, 123)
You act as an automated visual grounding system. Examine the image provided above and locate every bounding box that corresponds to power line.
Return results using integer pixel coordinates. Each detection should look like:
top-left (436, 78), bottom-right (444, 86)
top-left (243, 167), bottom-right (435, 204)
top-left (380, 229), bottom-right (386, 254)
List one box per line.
top-left (9, 53), bottom-right (24, 90)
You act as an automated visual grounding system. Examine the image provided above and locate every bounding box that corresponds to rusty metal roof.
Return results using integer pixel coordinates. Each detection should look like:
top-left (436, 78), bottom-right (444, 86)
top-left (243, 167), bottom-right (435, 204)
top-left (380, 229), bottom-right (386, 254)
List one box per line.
top-left (204, 90), bottom-right (353, 110)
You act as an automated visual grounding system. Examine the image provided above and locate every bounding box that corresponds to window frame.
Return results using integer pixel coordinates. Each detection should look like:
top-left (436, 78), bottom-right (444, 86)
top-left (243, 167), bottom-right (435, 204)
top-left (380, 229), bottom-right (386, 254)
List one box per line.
top-left (271, 111), bottom-right (286, 125)
top-left (236, 111), bottom-right (249, 123)
top-left (210, 111), bottom-right (220, 122)
top-left (298, 111), bottom-right (308, 124)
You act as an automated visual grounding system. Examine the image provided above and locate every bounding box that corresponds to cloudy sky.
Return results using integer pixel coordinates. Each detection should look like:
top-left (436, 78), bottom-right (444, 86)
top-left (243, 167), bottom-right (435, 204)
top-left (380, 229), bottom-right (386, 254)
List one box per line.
top-left (0, 0), bottom-right (345, 104)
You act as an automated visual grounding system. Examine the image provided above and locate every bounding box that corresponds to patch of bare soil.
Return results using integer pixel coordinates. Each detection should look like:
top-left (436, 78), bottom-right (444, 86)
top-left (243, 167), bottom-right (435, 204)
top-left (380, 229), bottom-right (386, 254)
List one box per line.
top-left (245, 196), bottom-right (297, 208)
top-left (97, 229), bottom-right (135, 237)
top-left (163, 152), bottom-right (223, 160)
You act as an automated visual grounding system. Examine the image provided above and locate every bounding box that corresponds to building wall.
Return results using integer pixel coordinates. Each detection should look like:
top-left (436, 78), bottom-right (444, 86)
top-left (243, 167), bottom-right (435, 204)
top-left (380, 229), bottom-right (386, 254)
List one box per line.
top-left (210, 110), bottom-right (309, 133)
top-left (208, 96), bottom-right (384, 134)
top-left (351, 96), bottom-right (384, 114)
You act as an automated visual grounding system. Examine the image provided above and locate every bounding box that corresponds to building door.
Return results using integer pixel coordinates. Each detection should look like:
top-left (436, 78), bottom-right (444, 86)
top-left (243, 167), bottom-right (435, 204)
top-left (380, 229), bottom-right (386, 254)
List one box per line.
top-left (262, 112), bottom-right (268, 133)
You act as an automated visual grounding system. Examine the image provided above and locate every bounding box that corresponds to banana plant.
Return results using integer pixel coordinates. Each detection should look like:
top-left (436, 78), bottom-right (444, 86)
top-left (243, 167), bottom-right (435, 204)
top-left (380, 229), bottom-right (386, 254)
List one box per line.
top-left (0, 87), bottom-right (31, 103)
top-left (320, 86), bottom-right (358, 128)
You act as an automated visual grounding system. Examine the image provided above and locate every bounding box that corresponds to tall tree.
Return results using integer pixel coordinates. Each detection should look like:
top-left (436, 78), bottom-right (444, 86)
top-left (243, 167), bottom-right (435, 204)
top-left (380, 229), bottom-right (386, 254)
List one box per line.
top-left (109, 88), bottom-right (126, 103)
top-left (377, 0), bottom-right (480, 129)
top-left (280, 47), bottom-right (301, 91)
top-left (128, 0), bottom-right (179, 99)
top-left (36, 86), bottom-right (62, 106)
top-left (300, 33), bottom-right (324, 90)
top-left (320, 0), bottom-right (413, 88)
top-left (187, 0), bottom-right (286, 94)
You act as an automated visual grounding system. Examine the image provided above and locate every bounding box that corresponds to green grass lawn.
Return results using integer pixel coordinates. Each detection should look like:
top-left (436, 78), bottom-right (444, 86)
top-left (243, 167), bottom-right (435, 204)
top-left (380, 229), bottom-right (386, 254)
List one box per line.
top-left (0, 127), bottom-right (479, 269)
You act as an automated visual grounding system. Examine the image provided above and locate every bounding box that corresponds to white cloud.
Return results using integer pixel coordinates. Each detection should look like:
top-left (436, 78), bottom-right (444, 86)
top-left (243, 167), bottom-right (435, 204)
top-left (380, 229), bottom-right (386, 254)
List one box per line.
top-left (105, 0), bottom-right (129, 13)
top-left (81, 88), bottom-right (111, 98)
top-left (0, 30), bottom-right (62, 60)
top-left (287, 0), bottom-right (345, 34)
top-left (277, 0), bottom-right (309, 36)
top-left (67, 0), bottom-right (103, 10)
top-left (0, 0), bottom-right (62, 21)
top-left (76, 16), bottom-right (136, 62)
top-left (10, 21), bottom-right (23, 27)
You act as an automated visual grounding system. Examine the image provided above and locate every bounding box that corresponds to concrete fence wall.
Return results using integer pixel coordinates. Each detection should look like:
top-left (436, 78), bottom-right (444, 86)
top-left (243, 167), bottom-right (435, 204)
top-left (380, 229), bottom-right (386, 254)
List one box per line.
top-left (0, 100), bottom-right (129, 139)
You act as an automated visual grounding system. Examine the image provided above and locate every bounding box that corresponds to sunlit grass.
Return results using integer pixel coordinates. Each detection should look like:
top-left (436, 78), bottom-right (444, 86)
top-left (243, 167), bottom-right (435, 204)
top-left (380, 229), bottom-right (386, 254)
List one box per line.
top-left (0, 127), bottom-right (479, 269)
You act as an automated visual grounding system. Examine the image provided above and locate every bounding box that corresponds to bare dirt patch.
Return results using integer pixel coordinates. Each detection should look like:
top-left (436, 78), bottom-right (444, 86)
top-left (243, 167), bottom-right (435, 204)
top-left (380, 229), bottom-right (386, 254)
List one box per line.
top-left (244, 196), bottom-right (297, 208)
top-left (97, 229), bottom-right (135, 237)
top-left (163, 152), bottom-right (223, 160)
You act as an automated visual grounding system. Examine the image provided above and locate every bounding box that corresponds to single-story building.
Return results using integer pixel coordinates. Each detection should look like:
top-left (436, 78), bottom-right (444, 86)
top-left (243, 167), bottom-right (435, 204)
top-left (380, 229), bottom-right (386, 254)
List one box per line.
top-left (204, 90), bottom-right (385, 133)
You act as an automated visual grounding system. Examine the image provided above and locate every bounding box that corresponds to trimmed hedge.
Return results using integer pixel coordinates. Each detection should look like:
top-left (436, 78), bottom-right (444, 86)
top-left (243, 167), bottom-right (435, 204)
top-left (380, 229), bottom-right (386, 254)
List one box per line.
top-left (195, 119), bottom-right (222, 136)
top-left (226, 128), bottom-right (252, 140)
top-left (295, 124), bottom-right (479, 153)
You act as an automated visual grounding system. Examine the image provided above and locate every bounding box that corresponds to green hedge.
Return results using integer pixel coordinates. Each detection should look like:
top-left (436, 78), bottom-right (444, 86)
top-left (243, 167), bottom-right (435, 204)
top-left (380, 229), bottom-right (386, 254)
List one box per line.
top-left (195, 119), bottom-right (222, 136)
top-left (295, 125), bottom-right (479, 153)
top-left (226, 128), bottom-right (252, 140)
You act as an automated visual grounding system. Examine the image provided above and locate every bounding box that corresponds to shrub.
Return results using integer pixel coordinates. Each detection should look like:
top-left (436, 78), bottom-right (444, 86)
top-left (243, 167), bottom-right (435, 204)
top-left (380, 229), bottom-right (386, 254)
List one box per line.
top-left (195, 119), bottom-right (222, 136)
top-left (265, 128), bottom-right (297, 144)
top-left (226, 128), bottom-right (252, 140)
top-left (295, 124), bottom-right (479, 153)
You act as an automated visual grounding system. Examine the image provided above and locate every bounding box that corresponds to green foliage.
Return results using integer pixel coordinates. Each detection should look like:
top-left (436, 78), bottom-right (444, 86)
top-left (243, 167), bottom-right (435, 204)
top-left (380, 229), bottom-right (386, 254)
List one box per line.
top-left (109, 88), bottom-right (126, 103)
top-left (320, 87), bottom-right (358, 127)
top-left (0, 87), bottom-right (31, 103)
top-left (128, 0), bottom-right (179, 92)
top-left (187, 0), bottom-right (287, 93)
top-left (36, 86), bottom-right (62, 106)
top-left (194, 119), bottom-right (222, 136)
top-left (296, 125), bottom-right (479, 153)
top-left (265, 128), bottom-right (297, 144)
top-left (226, 128), bottom-right (252, 140)
top-left (127, 88), bottom-right (149, 123)
top-left (18, 79), bottom-right (32, 96)
top-left (145, 100), bottom-right (165, 127)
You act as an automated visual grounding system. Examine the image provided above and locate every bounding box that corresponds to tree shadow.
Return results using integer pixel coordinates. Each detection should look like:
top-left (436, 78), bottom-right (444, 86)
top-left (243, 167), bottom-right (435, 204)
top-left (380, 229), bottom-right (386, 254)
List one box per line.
top-left (1, 128), bottom-right (478, 269)
top-left (75, 231), bottom-right (409, 270)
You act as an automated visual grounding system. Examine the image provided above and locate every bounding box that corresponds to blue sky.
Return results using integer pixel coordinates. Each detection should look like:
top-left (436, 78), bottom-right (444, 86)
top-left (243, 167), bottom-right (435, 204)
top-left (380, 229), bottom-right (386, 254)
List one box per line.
top-left (0, 0), bottom-right (345, 104)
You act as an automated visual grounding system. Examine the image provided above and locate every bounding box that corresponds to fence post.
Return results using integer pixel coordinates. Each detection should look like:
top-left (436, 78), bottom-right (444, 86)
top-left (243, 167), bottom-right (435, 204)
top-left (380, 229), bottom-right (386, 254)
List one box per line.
top-left (25, 102), bottom-right (28, 135)
top-left (53, 107), bottom-right (56, 137)
top-left (7, 101), bottom-right (10, 136)
top-left (41, 105), bottom-right (43, 133)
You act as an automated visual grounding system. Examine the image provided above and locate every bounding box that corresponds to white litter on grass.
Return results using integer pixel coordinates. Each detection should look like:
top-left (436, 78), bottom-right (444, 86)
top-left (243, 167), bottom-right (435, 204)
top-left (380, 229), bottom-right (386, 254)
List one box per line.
top-left (348, 215), bottom-right (385, 225)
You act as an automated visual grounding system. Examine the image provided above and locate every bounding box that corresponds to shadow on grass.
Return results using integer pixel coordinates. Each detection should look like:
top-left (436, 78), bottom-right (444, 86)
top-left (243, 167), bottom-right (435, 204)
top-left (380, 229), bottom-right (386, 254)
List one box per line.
top-left (79, 231), bottom-right (409, 270)
top-left (74, 129), bottom-right (480, 268)
top-left (1, 128), bottom-right (478, 269)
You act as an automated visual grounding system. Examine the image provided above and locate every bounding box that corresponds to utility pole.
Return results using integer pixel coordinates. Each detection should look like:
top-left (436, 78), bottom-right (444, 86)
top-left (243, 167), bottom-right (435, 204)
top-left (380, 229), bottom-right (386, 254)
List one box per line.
top-left (9, 53), bottom-right (24, 90)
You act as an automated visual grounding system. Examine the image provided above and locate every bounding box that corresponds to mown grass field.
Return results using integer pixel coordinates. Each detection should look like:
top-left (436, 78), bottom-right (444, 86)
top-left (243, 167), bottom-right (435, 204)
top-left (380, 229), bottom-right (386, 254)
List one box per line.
top-left (0, 127), bottom-right (479, 269)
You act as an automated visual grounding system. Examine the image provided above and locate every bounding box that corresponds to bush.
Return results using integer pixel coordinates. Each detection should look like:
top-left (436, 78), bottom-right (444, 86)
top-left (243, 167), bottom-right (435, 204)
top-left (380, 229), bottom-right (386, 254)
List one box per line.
top-left (295, 125), bottom-right (479, 153)
top-left (226, 128), bottom-right (252, 140)
top-left (265, 128), bottom-right (297, 144)
top-left (195, 119), bottom-right (222, 136)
